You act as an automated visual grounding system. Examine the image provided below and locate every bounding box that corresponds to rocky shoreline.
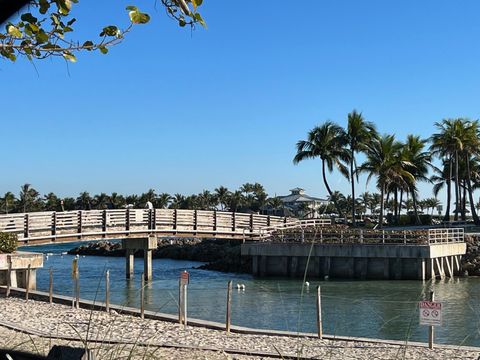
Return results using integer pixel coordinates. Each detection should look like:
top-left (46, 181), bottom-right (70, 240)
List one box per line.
top-left (67, 238), bottom-right (251, 273)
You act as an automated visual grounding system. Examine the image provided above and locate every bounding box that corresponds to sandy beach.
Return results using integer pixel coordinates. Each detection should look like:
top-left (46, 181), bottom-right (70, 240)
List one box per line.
top-left (0, 296), bottom-right (478, 359)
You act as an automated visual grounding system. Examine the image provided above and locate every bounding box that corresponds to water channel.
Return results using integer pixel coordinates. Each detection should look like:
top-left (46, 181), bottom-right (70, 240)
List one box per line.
top-left (20, 242), bottom-right (480, 347)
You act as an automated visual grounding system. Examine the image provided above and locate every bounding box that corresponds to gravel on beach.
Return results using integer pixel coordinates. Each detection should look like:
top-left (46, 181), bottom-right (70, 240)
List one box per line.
top-left (0, 297), bottom-right (478, 359)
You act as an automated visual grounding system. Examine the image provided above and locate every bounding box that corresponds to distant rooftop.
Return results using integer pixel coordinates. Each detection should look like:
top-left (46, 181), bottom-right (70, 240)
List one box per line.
top-left (278, 188), bottom-right (328, 203)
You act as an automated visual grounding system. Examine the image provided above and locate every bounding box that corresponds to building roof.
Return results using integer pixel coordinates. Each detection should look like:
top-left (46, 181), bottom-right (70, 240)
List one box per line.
top-left (278, 188), bottom-right (328, 203)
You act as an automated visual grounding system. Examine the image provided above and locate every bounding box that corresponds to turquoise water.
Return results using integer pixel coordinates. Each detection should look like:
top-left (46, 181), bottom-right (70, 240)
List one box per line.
top-left (21, 242), bottom-right (480, 347)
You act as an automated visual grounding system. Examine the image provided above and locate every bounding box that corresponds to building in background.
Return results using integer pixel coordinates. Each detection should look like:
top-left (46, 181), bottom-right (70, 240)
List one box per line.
top-left (263, 188), bottom-right (329, 218)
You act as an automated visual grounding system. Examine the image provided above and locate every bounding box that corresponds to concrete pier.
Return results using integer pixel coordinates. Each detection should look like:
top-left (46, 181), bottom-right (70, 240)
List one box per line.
top-left (122, 235), bottom-right (157, 281)
top-left (0, 252), bottom-right (44, 289)
top-left (241, 242), bottom-right (466, 280)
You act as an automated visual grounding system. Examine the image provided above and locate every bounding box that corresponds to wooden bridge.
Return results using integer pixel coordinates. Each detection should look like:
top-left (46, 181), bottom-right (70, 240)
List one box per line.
top-left (0, 209), bottom-right (289, 246)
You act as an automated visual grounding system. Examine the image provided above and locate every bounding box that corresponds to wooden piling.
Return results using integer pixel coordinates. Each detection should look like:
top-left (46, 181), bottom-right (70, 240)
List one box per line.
top-left (105, 270), bottom-right (110, 313)
top-left (75, 273), bottom-right (80, 310)
top-left (316, 286), bottom-right (323, 339)
top-left (140, 272), bottom-right (145, 319)
top-left (178, 278), bottom-right (183, 324)
top-left (183, 283), bottom-right (188, 329)
top-left (226, 280), bottom-right (232, 333)
top-left (25, 264), bottom-right (31, 301)
top-left (49, 267), bottom-right (53, 304)
top-left (429, 291), bottom-right (435, 349)
top-left (6, 256), bottom-right (11, 298)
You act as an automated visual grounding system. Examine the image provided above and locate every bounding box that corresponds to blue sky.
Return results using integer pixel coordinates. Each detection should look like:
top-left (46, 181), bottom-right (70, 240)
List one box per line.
top-left (1, 1), bottom-right (480, 203)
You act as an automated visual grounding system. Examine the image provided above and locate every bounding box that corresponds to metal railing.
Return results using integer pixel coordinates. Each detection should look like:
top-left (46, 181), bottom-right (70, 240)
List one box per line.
top-left (428, 228), bottom-right (464, 244)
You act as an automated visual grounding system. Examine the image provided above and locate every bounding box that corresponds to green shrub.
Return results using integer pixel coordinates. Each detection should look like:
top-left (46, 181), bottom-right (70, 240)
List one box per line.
top-left (0, 232), bottom-right (18, 253)
top-left (397, 214), bottom-right (432, 226)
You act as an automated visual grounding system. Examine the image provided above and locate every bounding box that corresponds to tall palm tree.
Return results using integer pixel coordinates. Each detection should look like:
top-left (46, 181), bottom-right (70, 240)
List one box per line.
top-left (44, 192), bottom-right (60, 211)
top-left (346, 110), bottom-right (377, 225)
top-left (156, 193), bottom-right (171, 209)
top-left (76, 191), bottom-right (92, 210)
top-left (401, 135), bottom-right (432, 224)
top-left (430, 119), bottom-right (467, 221)
top-left (19, 183), bottom-right (40, 213)
top-left (359, 191), bottom-right (371, 216)
top-left (461, 120), bottom-right (480, 224)
top-left (359, 135), bottom-right (413, 228)
top-left (214, 186), bottom-right (230, 211)
top-left (293, 122), bottom-right (350, 217)
top-left (1, 192), bottom-right (16, 214)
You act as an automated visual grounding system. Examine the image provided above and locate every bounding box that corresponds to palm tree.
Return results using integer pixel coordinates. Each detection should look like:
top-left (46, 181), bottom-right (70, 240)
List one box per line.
top-left (19, 183), bottom-right (40, 213)
top-left (170, 194), bottom-right (185, 209)
top-left (226, 191), bottom-right (244, 212)
top-left (346, 110), bottom-right (377, 225)
top-left (430, 119), bottom-right (466, 221)
top-left (156, 193), bottom-right (171, 209)
top-left (401, 135), bottom-right (432, 224)
top-left (76, 191), bottom-right (92, 210)
top-left (461, 120), bottom-right (480, 224)
top-left (44, 192), bottom-right (60, 211)
top-left (214, 186), bottom-right (230, 211)
top-left (1, 192), bottom-right (16, 214)
top-left (359, 192), bottom-right (372, 216)
top-left (359, 135), bottom-right (413, 228)
top-left (268, 196), bottom-right (284, 215)
top-left (293, 122), bottom-right (350, 217)
top-left (93, 193), bottom-right (109, 209)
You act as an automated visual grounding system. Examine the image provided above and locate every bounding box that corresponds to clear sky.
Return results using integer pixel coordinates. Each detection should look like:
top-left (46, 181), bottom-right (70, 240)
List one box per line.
top-left (1, 1), bottom-right (480, 203)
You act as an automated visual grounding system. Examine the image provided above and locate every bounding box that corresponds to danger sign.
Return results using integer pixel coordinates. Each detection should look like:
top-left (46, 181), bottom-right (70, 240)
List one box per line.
top-left (180, 271), bottom-right (189, 286)
top-left (419, 301), bottom-right (442, 326)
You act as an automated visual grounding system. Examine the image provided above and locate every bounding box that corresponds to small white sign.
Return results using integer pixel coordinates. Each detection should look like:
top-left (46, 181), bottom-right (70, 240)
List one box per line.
top-left (0, 255), bottom-right (7, 270)
top-left (419, 301), bottom-right (442, 326)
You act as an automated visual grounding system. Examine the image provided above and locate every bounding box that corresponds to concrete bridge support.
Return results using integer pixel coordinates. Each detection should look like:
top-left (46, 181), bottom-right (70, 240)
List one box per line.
top-left (122, 235), bottom-right (157, 281)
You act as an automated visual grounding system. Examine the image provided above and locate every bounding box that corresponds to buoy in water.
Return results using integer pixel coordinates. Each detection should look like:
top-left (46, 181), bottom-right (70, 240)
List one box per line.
top-left (305, 281), bottom-right (310, 287)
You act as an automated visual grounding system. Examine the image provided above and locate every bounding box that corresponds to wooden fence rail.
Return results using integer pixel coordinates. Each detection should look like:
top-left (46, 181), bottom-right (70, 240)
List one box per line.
top-left (0, 209), bottom-right (287, 245)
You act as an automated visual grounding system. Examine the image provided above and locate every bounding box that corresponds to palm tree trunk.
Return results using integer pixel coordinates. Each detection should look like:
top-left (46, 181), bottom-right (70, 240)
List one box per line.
top-left (394, 189), bottom-right (398, 224)
top-left (322, 160), bottom-right (344, 218)
top-left (444, 157), bottom-right (452, 222)
top-left (399, 189), bottom-right (404, 223)
top-left (350, 157), bottom-right (356, 226)
top-left (379, 183), bottom-right (385, 229)
top-left (461, 180), bottom-right (467, 221)
top-left (466, 155), bottom-right (480, 224)
top-left (411, 187), bottom-right (421, 225)
top-left (454, 151), bottom-right (460, 221)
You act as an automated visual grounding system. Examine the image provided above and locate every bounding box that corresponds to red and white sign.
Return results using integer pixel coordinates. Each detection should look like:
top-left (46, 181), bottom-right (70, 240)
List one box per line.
top-left (180, 271), bottom-right (189, 286)
top-left (419, 301), bottom-right (442, 326)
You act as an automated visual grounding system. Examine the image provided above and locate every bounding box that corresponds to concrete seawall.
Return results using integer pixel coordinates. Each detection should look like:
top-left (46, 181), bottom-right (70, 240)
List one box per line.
top-left (241, 242), bottom-right (466, 280)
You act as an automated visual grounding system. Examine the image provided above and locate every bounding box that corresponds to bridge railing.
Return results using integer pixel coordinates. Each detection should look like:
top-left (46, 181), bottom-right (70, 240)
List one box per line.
top-left (0, 209), bottom-right (288, 244)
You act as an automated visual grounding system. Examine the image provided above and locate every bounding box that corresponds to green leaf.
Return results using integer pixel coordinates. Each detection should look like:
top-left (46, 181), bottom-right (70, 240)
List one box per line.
top-left (67, 18), bottom-right (77, 26)
top-left (194, 13), bottom-right (207, 28)
top-left (20, 13), bottom-right (38, 24)
top-left (100, 25), bottom-right (118, 37)
top-left (26, 23), bottom-right (39, 34)
top-left (7, 25), bottom-right (22, 38)
top-left (128, 10), bottom-right (150, 24)
top-left (63, 51), bottom-right (76, 62)
top-left (39, 0), bottom-right (50, 14)
top-left (56, 0), bottom-right (72, 15)
top-left (35, 31), bottom-right (49, 44)
top-left (126, 5), bottom-right (138, 11)
top-left (99, 46), bottom-right (109, 54)
top-left (82, 40), bottom-right (94, 50)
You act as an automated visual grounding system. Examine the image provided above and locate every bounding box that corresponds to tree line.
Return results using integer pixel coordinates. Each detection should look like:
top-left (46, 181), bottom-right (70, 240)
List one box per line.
top-left (0, 183), bottom-right (275, 214)
top-left (294, 114), bottom-right (480, 227)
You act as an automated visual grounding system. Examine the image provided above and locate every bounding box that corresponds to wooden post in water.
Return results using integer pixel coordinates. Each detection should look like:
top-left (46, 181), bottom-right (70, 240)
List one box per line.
top-left (49, 267), bottom-right (53, 304)
top-left (183, 282), bottom-right (188, 329)
top-left (25, 264), bottom-right (31, 301)
top-left (226, 280), bottom-right (232, 333)
top-left (429, 291), bottom-right (434, 349)
top-left (6, 256), bottom-right (11, 298)
top-left (105, 270), bottom-right (110, 313)
top-left (140, 272), bottom-right (145, 319)
top-left (75, 271), bottom-right (80, 309)
top-left (316, 286), bottom-right (323, 339)
top-left (178, 278), bottom-right (183, 324)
